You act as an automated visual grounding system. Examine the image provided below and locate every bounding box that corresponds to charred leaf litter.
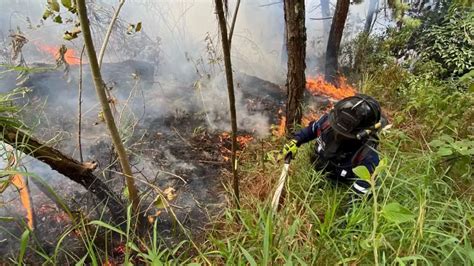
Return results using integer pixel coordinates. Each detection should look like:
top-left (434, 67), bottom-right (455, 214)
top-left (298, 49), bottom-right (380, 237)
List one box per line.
top-left (0, 61), bottom-right (289, 258)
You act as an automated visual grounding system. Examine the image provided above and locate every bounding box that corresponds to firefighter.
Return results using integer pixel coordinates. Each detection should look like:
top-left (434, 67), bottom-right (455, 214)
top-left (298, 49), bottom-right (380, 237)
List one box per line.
top-left (282, 94), bottom-right (383, 196)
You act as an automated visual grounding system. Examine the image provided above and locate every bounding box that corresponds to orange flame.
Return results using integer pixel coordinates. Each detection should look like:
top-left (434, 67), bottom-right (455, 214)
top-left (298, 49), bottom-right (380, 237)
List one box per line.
top-left (10, 174), bottom-right (34, 230)
top-left (274, 76), bottom-right (356, 136)
top-left (272, 109), bottom-right (286, 137)
top-left (237, 135), bottom-right (254, 147)
top-left (306, 75), bottom-right (356, 100)
top-left (218, 132), bottom-right (254, 161)
top-left (36, 43), bottom-right (81, 65)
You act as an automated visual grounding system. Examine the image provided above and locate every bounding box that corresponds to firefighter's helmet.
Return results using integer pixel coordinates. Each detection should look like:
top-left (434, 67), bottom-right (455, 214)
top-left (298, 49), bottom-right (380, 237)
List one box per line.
top-left (328, 94), bottom-right (381, 139)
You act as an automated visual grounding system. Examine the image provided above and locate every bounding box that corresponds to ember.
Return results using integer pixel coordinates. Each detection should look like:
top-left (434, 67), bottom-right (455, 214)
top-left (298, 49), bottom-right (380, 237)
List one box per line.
top-left (219, 132), bottom-right (253, 148)
top-left (306, 75), bottom-right (356, 100)
top-left (218, 132), bottom-right (254, 161)
top-left (36, 42), bottom-right (81, 65)
top-left (237, 135), bottom-right (254, 147)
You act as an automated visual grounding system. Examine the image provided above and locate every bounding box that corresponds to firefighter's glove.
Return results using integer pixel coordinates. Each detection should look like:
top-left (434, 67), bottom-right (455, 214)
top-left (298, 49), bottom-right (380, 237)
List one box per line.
top-left (282, 139), bottom-right (298, 159)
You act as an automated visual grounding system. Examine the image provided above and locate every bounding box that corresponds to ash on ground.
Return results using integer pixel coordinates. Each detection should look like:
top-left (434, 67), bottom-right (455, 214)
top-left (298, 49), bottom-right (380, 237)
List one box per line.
top-left (0, 62), bottom-right (285, 262)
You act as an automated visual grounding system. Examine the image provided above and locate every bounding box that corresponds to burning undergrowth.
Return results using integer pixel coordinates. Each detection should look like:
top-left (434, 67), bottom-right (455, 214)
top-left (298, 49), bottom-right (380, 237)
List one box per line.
top-left (0, 60), bottom-right (289, 262)
top-left (275, 75), bottom-right (357, 136)
top-left (0, 43), bottom-right (360, 263)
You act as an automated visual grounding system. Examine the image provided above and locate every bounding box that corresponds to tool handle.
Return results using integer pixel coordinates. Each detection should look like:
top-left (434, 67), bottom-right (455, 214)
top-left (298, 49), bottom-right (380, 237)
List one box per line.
top-left (284, 153), bottom-right (292, 164)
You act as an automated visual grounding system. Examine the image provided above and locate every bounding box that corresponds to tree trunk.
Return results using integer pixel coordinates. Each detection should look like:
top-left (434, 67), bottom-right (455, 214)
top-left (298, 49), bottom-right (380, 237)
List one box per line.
top-left (214, 0), bottom-right (240, 208)
top-left (284, 0), bottom-right (306, 134)
top-left (0, 125), bottom-right (125, 223)
top-left (325, 0), bottom-right (350, 84)
top-left (77, 0), bottom-right (139, 211)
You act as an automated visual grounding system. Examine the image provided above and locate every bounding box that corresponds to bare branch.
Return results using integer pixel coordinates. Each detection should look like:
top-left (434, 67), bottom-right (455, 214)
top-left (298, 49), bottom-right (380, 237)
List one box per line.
top-left (98, 0), bottom-right (126, 68)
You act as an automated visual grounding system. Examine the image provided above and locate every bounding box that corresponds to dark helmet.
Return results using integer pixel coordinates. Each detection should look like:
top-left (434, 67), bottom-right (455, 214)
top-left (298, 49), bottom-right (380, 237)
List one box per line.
top-left (328, 94), bottom-right (381, 139)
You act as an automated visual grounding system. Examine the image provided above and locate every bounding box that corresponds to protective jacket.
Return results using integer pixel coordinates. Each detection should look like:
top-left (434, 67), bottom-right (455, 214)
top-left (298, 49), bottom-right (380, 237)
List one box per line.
top-left (294, 114), bottom-right (379, 195)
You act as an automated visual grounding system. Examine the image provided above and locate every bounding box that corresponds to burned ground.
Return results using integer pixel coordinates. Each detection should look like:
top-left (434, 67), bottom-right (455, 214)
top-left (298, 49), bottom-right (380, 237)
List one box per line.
top-left (0, 62), bottom-right (285, 262)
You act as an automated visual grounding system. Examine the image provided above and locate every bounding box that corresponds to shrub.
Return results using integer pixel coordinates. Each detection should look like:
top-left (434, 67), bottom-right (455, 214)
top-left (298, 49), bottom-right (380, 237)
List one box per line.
top-left (417, 6), bottom-right (474, 78)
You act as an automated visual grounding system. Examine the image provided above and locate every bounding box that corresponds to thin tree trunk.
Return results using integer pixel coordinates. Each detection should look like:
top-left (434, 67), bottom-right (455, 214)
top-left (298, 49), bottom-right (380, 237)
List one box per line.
top-left (325, 0), bottom-right (350, 84)
top-left (77, 0), bottom-right (139, 211)
top-left (214, 0), bottom-right (240, 208)
top-left (78, 45), bottom-right (85, 163)
top-left (98, 0), bottom-right (126, 68)
top-left (228, 0), bottom-right (241, 48)
top-left (284, 0), bottom-right (306, 133)
top-left (0, 125), bottom-right (125, 223)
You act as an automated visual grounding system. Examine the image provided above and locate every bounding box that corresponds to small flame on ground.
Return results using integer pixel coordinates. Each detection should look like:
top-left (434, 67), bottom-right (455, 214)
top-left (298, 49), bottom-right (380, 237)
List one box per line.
top-left (273, 109), bottom-right (286, 137)
top-left (237, 135), bottom-right (254, 147)
top-left (10, 174), bottom-right (34, 230)
top-left (306, 75), bottom-right (356, 100)
top-left (36, 43), bottom-right (81, 65)
top-left (219, 132), bottom-right (254, 161)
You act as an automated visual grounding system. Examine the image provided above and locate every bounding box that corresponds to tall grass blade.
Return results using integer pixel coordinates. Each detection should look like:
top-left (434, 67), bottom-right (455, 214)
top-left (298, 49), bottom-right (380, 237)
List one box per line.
top-left (240, 245), bottom-right (257, 266)
top-left (88, 220), bottom-right (126, 236)
top-left (75, 254), bottom-right (87, 266)
top-left (263, 210), bottom-right (272, 265)
top-left (18, 229), bottom-right (30, 265)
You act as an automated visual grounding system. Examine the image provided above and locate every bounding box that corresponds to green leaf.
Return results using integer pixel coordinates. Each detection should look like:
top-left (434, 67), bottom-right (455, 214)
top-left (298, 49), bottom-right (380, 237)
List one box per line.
top-left (352, 165), bottom-right (371, 181)
top-left (459, 148), bottom-right (474, 156)
top-left (88, 220), bottom-right (126, 236)
top-left (373, 157), bottom-right (388, 176)
top-left (53, 15), bottom-right (63, 24)
top-left (42, 9), bottom-right (53, 20)
top-left (439, 135), bottom-right (454, 143)
top-left (429, 139), bottom-right (445, 147)
top-left (437, 147), bottom-right (453, 156)
top-left (240, 246), bottom-right (257, 266)
top-left (61, 0), bottom-right (72, 9)
top-left (18, 229), bottom-right (30, 265)
top-left (126, 242), bottom-right (141, 252)
top-left (123, 186), bottom-right (129, 199)
top-left (382, 202), bottom-right (415, 224)
top-left (262, 212), bottom-right (272, 265)
top-left (47, 0), bottom-right (60, 12)
top-left (75, 254), bottom-right (87, 266)
top-left (154, 196), bottom-right (166, 209)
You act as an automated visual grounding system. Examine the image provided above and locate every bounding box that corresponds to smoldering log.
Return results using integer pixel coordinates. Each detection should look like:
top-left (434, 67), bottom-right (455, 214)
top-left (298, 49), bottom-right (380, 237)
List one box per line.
top-left (0, 125), bottom-right (126, 224)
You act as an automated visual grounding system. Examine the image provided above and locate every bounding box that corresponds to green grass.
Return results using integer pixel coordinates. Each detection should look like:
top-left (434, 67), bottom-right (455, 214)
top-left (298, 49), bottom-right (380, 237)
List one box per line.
top-left (201, 131), bottom-right (473, 265)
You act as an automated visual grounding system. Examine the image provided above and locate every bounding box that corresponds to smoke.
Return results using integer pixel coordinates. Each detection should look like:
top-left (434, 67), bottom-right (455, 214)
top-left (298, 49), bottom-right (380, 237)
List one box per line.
top-left (0, 0), bottom-right (394, 171)
top-left (192, 73), bottom-right (271, 137)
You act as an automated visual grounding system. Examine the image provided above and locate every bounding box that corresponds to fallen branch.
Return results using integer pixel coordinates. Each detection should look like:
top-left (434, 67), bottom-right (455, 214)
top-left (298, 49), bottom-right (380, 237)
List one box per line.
top-left (0, 125), bottom-right (126, 224)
